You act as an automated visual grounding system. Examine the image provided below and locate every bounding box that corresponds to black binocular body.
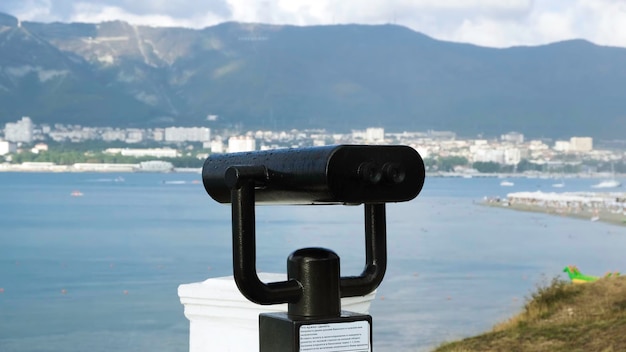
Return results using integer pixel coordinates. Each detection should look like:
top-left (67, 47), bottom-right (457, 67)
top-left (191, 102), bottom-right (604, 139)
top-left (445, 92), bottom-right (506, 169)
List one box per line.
top-left (202, 144), bottom-right (425, 205)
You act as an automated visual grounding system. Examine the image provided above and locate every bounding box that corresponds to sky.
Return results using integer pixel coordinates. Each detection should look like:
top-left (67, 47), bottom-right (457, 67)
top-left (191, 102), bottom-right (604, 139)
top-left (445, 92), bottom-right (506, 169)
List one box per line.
top-left (1, 0), bottom-right (626, 48)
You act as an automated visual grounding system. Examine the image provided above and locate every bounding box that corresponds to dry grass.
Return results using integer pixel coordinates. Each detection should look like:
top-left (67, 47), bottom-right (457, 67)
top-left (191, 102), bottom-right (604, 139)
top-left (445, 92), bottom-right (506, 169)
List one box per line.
top-left (434, 276), bottom-right (626, 352)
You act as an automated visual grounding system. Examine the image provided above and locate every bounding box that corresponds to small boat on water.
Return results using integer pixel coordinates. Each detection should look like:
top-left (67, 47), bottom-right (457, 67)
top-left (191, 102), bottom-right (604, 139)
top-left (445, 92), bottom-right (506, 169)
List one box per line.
top-left (70, 190), bottom-right (84, 197)
top-left (591, 179), bottom-right (621, 189)
top-left (552, 181), bottom-right (565, 188)
top-left (592, 163), bottom-right (621, 188)
top-left (500, 180), bottom-right (514, 187)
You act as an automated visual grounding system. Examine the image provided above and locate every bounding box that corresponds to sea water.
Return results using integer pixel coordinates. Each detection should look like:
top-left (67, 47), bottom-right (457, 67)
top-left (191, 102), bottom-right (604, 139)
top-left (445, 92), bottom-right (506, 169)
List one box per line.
top-left (1, 173), bottom-right (625, 352)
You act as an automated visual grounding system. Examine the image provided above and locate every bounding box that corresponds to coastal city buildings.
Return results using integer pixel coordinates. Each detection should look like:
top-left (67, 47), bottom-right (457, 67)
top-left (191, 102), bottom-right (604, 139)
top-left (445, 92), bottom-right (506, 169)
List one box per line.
top-left (1, 117), bottom-right (625, 172)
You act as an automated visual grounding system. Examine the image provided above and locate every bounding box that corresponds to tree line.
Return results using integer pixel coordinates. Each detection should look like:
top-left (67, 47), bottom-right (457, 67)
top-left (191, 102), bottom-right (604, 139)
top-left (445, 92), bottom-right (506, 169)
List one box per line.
top-left (425, 156), bottom-right (625, 174)
top-left (7, 149), bottom-right (204, 168)
top-left (3, 144), bottom-right (623, 173)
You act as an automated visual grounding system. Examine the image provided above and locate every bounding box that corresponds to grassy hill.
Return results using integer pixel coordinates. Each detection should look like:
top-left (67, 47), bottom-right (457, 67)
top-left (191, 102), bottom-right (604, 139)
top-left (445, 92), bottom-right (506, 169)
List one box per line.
top-left (434, 276), bottom-right (626, 352)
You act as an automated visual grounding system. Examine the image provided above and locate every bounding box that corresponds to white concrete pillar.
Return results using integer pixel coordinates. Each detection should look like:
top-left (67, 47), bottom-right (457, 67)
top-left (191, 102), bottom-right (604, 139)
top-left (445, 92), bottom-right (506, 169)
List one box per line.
top-left (178, 273), bottom-right (376, 352)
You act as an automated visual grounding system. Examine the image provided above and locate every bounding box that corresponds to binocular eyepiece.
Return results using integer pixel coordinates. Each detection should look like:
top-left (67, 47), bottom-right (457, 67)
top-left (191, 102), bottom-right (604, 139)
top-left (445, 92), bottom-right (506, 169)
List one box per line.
top-left (202, 144), bottom-right (425, 205)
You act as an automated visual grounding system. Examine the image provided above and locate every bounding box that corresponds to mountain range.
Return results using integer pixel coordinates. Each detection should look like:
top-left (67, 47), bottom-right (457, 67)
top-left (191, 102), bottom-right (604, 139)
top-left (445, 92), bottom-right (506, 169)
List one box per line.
top-left (1, 12), bottom-right (626, 139)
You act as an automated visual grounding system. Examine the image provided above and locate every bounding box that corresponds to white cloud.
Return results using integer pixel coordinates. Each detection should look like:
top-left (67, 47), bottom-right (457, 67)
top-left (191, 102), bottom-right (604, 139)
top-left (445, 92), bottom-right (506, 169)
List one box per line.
top-left (575, 0), bottom-right (626, 47)
top-left (406, 0), bottom-right (626, 48)
top-left (532, 10), bottom-right (576, 44)
top-left (68, 3), bottom-right (222, 28)
top-left (445, 5), bottom-right (577, 47)
top-left (1, 0), bottom-right (58, 22)
top-left (396, 0), bottom-right (532, 14)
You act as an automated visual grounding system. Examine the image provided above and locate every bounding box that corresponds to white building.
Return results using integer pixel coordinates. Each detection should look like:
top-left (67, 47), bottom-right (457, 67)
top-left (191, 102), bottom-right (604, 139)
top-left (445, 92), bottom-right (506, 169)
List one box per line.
top-left (501, 132), bottom-right (524, 144)
top-left (570, 137), bottom-right (592, 152)
top-left (529, 140), bottom-right (549, 151)
top-left (152, 128), bottom-right (165, 142)
top-left (164, 127), bottom-right (211, 142)
top-left (472, 148), bottom-right (505, 164)
top-left (350, 127), bottom-right (385, 143)
top-left (31, 143), bottom-right (49, 154)
top-left (365, 127), bottom-right (385, 143)
top-left (209, 139), bottom-right (225, 153)
top-left (102, 129), bottom-right (127, 142)
top-left (125, 129), bottom-right (145, 143)
top-left (228, 136), bottom-right (256, 153)
top-left (4, 116), bottom-right (33, 143)
top-left (351, 130), bottom-right (366, 141)
top-left (0, 140), bottom-right (16, 155)
top-left (554, 141), bottom-right (570, 152)
top-left (504, 148), bottom-right (522, 165)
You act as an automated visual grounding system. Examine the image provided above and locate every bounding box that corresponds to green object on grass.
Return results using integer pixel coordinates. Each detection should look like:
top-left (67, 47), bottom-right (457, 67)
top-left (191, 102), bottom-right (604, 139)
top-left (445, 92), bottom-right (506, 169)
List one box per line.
top-left (563, 265), bottom-right (620, 284)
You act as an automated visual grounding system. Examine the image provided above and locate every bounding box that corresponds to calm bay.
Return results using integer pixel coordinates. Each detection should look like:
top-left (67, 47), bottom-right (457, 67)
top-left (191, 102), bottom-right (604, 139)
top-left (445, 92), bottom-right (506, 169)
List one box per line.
top-left (1, 172), bottom-right (625, 351)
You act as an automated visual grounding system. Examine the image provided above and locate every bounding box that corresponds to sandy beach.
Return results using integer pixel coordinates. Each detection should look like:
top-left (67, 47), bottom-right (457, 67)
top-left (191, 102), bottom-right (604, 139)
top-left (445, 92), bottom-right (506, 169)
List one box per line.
top-left (482, 192), bottom-right (626, 227)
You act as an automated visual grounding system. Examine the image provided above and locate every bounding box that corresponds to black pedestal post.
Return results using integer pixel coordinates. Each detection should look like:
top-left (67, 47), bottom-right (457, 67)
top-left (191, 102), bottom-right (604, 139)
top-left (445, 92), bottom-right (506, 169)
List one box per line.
top-left (259, 248), bottom-right (373, 352)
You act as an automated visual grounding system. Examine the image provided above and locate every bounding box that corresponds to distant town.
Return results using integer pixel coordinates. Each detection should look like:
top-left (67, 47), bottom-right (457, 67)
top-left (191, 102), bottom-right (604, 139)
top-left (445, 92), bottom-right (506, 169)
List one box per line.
top-left (0, 116), bottom-right (625, 175)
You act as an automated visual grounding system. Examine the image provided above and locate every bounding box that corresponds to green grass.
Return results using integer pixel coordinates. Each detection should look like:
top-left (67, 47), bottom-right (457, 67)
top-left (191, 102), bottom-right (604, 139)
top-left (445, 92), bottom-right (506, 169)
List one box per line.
top-left (434, 276), bottom-right (626, 352)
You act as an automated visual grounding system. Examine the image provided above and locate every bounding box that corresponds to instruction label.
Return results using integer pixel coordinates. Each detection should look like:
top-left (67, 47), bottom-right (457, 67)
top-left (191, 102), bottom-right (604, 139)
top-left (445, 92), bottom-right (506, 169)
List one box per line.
top-left (299, 320), bottom-right (371, 352)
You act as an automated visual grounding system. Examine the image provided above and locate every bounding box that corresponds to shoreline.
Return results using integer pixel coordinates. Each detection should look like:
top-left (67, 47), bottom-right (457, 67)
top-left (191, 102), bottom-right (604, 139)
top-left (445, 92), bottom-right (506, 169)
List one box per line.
top-left (0, 163), bottom-right (622, 179)
top-left (482, 196), bottom-right (626, 227)
top-left (0, 163), bottom-right (201, 173)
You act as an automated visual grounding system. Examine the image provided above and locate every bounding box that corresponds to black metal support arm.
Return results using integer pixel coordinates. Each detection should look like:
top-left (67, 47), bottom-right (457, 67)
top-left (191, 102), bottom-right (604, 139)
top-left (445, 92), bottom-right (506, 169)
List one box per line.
top-left (229, 166), bottom-right (302, 305)
top-left (340, 203), bottom-right (387, 297)
top-left (227, 162), bottom-right (391, 303)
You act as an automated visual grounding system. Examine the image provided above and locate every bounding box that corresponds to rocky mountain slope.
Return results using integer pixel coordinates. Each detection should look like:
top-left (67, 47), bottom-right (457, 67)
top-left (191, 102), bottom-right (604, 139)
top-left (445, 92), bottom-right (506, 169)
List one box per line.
top-left (1, 12), bottom-right (626, 138)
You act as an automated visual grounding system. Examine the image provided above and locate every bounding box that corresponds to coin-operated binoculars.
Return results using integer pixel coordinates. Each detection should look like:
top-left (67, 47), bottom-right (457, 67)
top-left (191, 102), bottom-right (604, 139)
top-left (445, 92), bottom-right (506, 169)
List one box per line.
top-left (202, 145), bottom-right (425, 352)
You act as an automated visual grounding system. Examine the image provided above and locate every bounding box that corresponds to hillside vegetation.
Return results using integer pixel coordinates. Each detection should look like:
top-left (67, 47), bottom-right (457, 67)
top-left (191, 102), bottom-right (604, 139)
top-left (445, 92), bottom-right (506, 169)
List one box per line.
top-left (435, 276), bottom-right (626, 352)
